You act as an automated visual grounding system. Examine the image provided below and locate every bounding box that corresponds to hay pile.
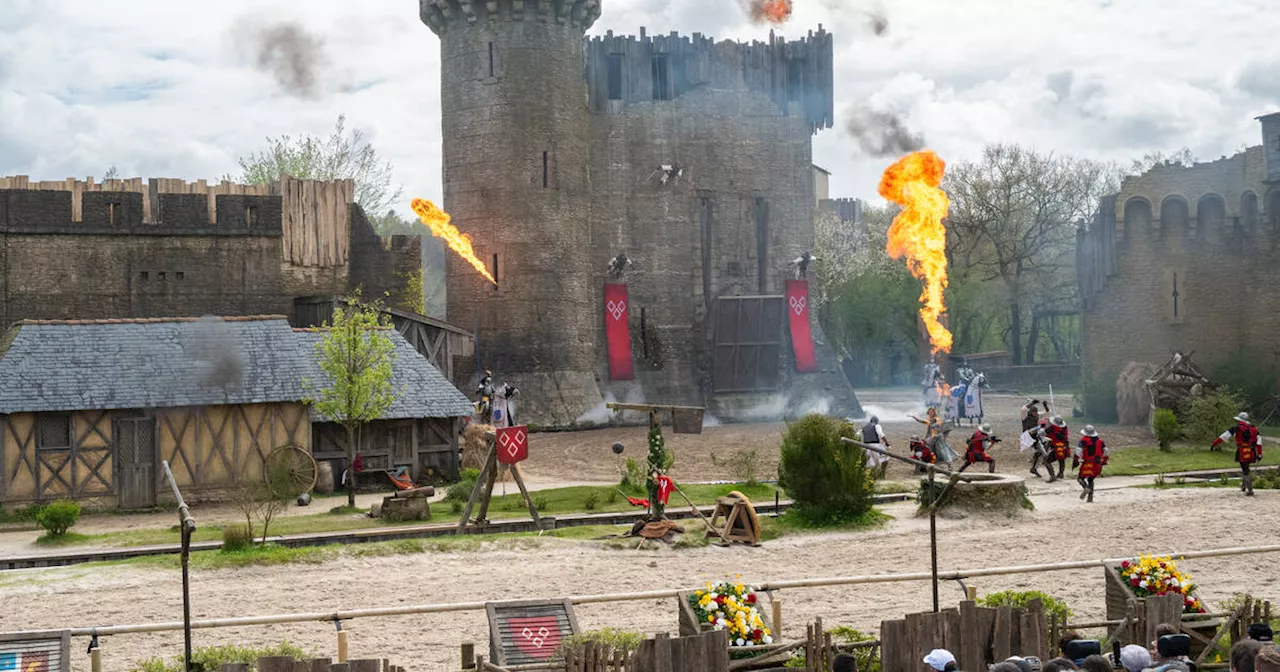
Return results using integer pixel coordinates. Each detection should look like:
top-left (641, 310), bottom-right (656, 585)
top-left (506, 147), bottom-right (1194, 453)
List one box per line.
top-left (460, 423), bottom-right (510, 482)
top-left (1116, 361), bottom-right (1159, 428)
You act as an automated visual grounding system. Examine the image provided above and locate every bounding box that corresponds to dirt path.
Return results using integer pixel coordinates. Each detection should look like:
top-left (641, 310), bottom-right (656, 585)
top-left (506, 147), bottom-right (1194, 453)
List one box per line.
top-left (2, 481), bottom-right (1276, 672)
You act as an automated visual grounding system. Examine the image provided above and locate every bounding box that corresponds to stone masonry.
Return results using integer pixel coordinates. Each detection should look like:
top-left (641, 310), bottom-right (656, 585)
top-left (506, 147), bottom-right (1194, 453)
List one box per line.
top-left (1077, 113), bottom-right (1280, 391)
top-left (422, 0), bottom-right (861, 425)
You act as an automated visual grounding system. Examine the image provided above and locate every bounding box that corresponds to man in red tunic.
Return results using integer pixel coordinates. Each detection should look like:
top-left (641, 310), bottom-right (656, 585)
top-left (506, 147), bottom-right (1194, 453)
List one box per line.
top-left (1074, 425), bottom-right (1109, 503)
top-left (1211, 411), bottom-right (1263, 496)
top-left (909, 435), bottom-right (935, 473)
top-left (959, 424), bottom-right (997, 473)
top-left (1045, 416), bottom-right (1070, 483)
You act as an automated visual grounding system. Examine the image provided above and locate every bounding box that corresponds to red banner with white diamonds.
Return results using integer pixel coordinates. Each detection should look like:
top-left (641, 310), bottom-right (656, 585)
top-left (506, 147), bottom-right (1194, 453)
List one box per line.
top-left (787, 280), bottom-right (818, 373)
top-left (604, 283), bottom-right (634, 380)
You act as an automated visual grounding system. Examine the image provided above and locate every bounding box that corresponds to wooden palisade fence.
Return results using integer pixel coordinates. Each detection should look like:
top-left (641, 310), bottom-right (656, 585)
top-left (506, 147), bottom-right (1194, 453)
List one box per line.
top-left (879, 598), bottom-right (1049, 672)
top-left (474, 630), bottom-right (730, 672)
top-left (217, 656), bottom-right (405, 672)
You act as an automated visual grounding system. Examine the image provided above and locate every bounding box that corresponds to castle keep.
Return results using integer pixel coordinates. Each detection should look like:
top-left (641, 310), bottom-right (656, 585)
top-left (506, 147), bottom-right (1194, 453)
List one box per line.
top-left (1077, 113), bottom-right (1280, 395)
top-left (421, 0), bottom-right (859, 424)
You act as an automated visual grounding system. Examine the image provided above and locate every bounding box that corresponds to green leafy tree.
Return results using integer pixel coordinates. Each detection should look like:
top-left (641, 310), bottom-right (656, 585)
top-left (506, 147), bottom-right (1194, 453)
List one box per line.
top-left (646, 422), bottom-right (673, 518)
top-left (306, 292), bottom-right (399, 508)
top-left (777, 415), bottom-right (876, 526)
top-left (226, 114), bottom-right (402, 226)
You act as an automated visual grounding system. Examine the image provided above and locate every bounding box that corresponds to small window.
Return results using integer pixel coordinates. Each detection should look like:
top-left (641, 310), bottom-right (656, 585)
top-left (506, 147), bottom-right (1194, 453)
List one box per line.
top-left (651, 54), bottom-right (670, 100)
top-left (158, 271), bottom-right (166, 280)
top-left (37, 413), bottom-right (72, 450)
top-left (140, 271), bottom-right (149, 281)
top-left (607, 53), bottom-right (623, 101)
top-left (492, 253), bottom-right (501, 290)
top-left (488, 42), bottom-right (495, 78)
top-left (245, 205), bottom-right (259, 228)
top-left (176, 271), bottom-right (185, 280)
top-left (542, 151), bottom-right (549, 189)
top-left (108, 202), bottom-right (120, 226)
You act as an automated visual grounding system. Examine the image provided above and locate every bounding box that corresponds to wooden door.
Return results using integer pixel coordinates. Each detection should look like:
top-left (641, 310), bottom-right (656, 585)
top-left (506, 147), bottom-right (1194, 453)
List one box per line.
top-left (712, 296), bottom-right (784, 393)
top-left (115, 418), bottom-right (156, 509)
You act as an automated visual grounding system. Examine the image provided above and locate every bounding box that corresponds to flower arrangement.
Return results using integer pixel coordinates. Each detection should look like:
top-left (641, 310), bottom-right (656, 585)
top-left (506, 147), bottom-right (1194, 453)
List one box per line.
top-left (1118, 555), bottom-right (1205, 613)
top-left (689, 576), bottom-right (773, 647)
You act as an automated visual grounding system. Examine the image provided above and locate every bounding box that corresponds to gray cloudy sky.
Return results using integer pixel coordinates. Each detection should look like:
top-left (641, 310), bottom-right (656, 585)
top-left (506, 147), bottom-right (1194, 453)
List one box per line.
top-left (0, 0), bottom-right (1276, 214)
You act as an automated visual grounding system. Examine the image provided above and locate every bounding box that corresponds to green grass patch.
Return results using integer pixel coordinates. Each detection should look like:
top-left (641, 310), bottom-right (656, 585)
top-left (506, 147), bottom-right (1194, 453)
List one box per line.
top-left (1104, 446), bottom-right (1278, 476)
top-left (34, 532), bottom-right (93, 546)
top-left (761, 508), bottom-right (892, 541)
top-left (131, 642), bottom-right (313, 672)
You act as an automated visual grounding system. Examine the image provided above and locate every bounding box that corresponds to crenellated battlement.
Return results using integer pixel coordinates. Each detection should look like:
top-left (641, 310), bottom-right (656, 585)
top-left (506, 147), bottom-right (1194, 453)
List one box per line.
top-left (0, 189), bottom-right (283, 236)
top-left (420, 0), bottom-right (601, 36)
top-left (584, 26), bottom-right (834, 134)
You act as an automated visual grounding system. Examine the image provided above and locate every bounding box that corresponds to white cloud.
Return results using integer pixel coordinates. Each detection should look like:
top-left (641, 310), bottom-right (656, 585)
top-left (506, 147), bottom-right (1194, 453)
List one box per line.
top-left (0, 0), bottom-right (1276, 213)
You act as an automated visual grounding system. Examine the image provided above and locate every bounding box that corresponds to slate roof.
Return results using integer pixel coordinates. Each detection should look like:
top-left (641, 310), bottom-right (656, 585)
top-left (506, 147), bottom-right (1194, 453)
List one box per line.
top-left (0, 316), bottom-right (474, 419)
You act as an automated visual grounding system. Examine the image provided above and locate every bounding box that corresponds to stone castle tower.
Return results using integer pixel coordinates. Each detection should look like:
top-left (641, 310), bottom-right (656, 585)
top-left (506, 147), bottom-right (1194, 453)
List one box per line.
top-left (421, 0), bottom-right (861, 425)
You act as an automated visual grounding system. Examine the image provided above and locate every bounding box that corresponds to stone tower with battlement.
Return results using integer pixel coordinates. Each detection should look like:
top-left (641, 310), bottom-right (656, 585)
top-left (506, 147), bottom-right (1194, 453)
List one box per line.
top-left (421, 0), bottom-right (862, 425)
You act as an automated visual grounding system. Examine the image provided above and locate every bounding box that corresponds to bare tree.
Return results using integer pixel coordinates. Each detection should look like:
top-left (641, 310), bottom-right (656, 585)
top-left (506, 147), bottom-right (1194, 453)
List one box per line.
top-left (944, 144), bottom-right (1115, 364)
top-left (1128, 147), bottom-right (1197, 176)
top-left (226, 114), bottom-right (402, 220)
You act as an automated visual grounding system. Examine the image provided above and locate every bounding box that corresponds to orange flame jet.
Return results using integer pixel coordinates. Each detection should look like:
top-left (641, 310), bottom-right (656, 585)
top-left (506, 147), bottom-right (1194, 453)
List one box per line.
top-left (410, 198), bottom-right (497, 286)
top-left (878, 150), bottom-right (953, 355)
top-left (760, 0), bottom-right (793, 24)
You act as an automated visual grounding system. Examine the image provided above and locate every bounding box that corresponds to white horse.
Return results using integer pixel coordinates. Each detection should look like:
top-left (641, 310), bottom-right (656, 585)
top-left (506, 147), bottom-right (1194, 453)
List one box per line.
top-left (960, 371), bottom-right (988, 425)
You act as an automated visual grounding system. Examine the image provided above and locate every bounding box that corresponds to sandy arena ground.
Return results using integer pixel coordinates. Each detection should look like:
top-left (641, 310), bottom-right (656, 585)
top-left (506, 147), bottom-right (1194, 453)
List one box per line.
top-left (3, 390), bottom-right (1271, 672)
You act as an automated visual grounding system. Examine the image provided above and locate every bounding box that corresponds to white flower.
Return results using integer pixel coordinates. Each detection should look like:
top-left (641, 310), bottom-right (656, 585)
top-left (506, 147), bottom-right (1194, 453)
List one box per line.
top-left (736, 639), bottom-right (745, 646)
top-left (764, 636), bottom-right (774, 644)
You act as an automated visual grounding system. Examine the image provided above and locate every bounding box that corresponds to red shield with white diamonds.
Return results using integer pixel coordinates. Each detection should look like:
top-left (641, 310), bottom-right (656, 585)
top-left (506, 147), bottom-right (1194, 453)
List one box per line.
top-left (497, 425), bottom-right (529, 465)
top-left (510, 616), bottom-right (562, 659)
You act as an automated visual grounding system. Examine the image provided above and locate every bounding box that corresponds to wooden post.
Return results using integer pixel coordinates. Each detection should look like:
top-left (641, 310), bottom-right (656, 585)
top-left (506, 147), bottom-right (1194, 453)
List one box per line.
top-left (457, 444), bottom-right (497, 534)
top-left (220, 665), bottom-right (249, 672)
top-left (508, 463), bottom-right (542, 528)
top-left (90, 645), bottom-right (102, 672)
top-left (461, 642), bottom-right (476, 669)
top-left (474, 449), bottom-right (499, 524)
top-left (772, 596), bottom-right (784, 641)
top-left (257, 657), bottom-right (294, 672)
top-left (967, 586), bottom-right (978, 601)
top-left (337, 630), bottom-right (349, 663)
top-left (654, 633), bottom-right (672, 672)
top-left (347, 660), bottom-right (380, 672)
top-left (302, 658), bottom-right (331, 672)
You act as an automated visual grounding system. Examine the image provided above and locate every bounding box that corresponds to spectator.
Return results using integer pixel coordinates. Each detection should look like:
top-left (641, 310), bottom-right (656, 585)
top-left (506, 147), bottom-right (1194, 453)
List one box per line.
top-left (1147, 633), bottom-right (1192, 672)
top-left (1081, 654), bottom-right (1112, 672)
top-left (1058, 631), bottom-right (1083, 658)
top-left (924, 649), bottom-right (958, 672)
top-left (1249, 624), bottom-right (1274, 643)
top-left (1044, 657), bottom-right (1080, 672)
top-left (1232, 640), bottom-right (1265, 672)
top-left (1121, 644), bottom-right (1153, 672)
top-left (834, 653), bottom-right (858, 672)
top-left (1005, 657), bottom-right (1034, 672)
top-left (991, 662), bottom-right (1024, 672)
top-left (1256, 647), bottom-right (1280, 672)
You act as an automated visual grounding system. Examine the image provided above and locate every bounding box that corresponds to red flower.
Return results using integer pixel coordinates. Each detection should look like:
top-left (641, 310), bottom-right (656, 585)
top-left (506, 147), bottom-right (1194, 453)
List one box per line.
top-left (747, 594), bottom-right (757, 604)
top-left (716, 595), bottom-right (726, 605)
top-left (1122, 560), bottom-right (1131, 569)
top-left (752, 629), bottom-right (764, 640)
top-left (1131, 577), bottom-right (1140, 586)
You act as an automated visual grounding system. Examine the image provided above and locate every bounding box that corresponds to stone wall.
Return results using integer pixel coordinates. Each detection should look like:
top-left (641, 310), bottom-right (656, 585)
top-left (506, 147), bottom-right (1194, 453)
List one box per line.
top-left (0, 187), bottom-right (418, 328)
top-left (1078, 132), bottom-right (1280, 391)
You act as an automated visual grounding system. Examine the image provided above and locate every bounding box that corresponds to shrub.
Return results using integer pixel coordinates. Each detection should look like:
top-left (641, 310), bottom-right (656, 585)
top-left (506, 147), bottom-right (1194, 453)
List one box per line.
top-left (534, 495), bottom-right (549, 511)
top-left (620, 457), bottom-right (645, 489)
top-left (559, 628), bottom-right (645, 656)
top-left (1181, 388), bottom-right (1245, 444)
top-left (828, 626), bottom-right (881, 672)
top-left (1152, 408), bottom-right (1182, 452)
top-left (35, 499), bottom-right (81, 537)
top-left (130, 642), bottom-right (313, 672)
top-left (445, 468), bottom-right (482, 503)
top-left (777, 414), bottom-right (876, 526)
top-left (979, 590), bottom-right (1073, 623)
top-left (582, 491), bottom-right (599, 511)
top-left (222, 524), bottom-right (254, 552)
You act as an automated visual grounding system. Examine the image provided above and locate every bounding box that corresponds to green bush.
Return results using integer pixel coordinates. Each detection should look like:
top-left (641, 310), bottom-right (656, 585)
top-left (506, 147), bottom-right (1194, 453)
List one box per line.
top-left (222, 524), bottom-right (254, 552)
top-left (1081, 370), bottom-right (1119, 423)
top-left (445, 468), bottom-right (482, 503)
top-left (777, 414), bottom-right (876, 526)
top-left (1152, 408), bottom-right (1182, 452)
top-left (979, 590), bottom-right (1073, 623)
top-left (131, 642), bottom-right (313, 672)
top-left (35, 499), bottom-right (81, 537)
top-left (582, 491), bottom-right (599, 511)
top-left (1211, 349), bottom-right (1279, 410)
top-left (620, 457), bottom-right (645, 489)
top-left (559, 628), bottom-right (646, 656)
top-left (829, 626), bottom-right (881, 672)
top-left (1181, 388), bottom-right (1245, 444)
top-left (534, 495), bottom-right (549, 511)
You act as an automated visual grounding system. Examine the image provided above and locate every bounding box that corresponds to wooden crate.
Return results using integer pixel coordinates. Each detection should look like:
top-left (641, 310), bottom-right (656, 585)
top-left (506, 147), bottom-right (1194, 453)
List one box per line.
top-left (676, 591), bottom-right (773, 639)
top-left (1103, 567), bottom-right (1221, 657)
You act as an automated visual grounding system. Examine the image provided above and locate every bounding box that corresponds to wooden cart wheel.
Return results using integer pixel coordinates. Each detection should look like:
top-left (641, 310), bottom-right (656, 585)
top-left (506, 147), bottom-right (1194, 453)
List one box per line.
top-left (264, 444), bottom-right (318, 494)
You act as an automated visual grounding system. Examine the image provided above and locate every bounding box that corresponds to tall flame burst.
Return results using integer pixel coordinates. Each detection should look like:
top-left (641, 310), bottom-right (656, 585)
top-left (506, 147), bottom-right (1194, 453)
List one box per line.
top-left (878, 150), bottom-right (953, 354)
top-left (744, 0), bottom-right (793, 24)
top-left (410, 198), bottom-right (497, 285)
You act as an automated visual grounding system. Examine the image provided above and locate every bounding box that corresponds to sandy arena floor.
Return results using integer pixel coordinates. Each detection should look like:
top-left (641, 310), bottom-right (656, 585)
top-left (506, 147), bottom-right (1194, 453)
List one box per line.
top-left (5, 389), bottom-right (1270, 672)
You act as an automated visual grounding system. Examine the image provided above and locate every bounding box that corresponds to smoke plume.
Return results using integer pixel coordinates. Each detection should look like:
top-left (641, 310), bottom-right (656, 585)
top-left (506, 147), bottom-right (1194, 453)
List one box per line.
top-left (843, 103), bottom-right (926, 157)
top-left (187, 316), bottom-right (245, 390)
top-left (867, 10), bottom-right (889, 35)
top-left (233, 19), bottom-right (329, 99)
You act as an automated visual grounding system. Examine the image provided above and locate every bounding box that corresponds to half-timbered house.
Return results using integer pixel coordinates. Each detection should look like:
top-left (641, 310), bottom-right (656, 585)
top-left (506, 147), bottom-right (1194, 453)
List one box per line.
top-left (0, 315), bottom-right (473, 508)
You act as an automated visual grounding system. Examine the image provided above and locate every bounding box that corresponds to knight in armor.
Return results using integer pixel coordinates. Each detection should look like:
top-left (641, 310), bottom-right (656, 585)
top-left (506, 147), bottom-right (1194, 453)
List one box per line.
top-left (922, 357), bottom-right (943, 409)
top-left (475, 370), bottom-right (496, 424)
top-left (1211, 412), bottom-right (1263, 496)
top-left (861, 416), bottom-right (890, 477)
top-left (1028, 424), bottom-right (1051, 477)
top-left (956, 359), bottom-right (975, 385)
top-left (959, 424), bottom-right (997, 473)
top-left (1044, 416), bottom-right (1070, 483)
top-left (1074, 425), bottom-right (1110, 503)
